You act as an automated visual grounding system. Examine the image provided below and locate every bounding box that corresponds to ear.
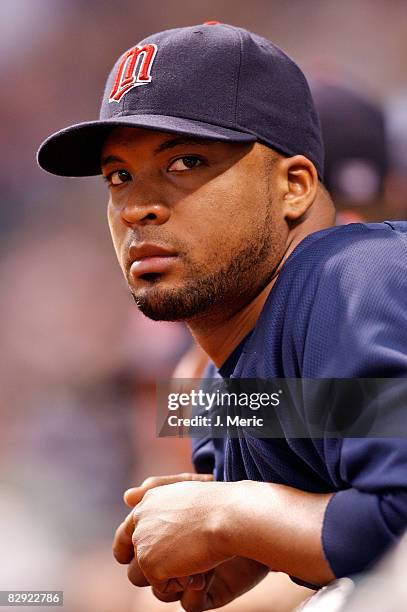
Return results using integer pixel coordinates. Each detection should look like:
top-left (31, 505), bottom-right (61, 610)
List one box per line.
top-left (279, 155), bottom-right (318, 222)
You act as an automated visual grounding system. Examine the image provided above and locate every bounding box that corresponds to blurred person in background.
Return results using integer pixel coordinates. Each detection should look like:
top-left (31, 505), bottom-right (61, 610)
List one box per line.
top-left (385, 92), bottom-right (407, 220)
top-left (310, 78), bottom-right (389, 225)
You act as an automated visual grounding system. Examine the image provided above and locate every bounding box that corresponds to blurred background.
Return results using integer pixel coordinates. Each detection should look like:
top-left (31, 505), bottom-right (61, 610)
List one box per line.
top-left (0, 1), bottom-right (406, 610)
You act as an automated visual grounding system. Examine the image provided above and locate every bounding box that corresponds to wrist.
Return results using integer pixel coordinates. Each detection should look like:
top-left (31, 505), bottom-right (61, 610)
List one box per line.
top-left (209, 480), bottom-right (260, 561)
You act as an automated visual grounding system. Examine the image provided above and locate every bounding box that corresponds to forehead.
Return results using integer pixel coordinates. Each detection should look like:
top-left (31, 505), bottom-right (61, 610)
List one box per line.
top-left (103, 127), bottom-right (219, 154)
top-left (100, 127), bottom-right (260, 167)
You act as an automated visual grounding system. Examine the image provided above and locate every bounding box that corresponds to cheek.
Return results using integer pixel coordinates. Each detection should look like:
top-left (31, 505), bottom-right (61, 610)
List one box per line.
top-left (107, 201), bottom-right (125, 265)
top-left (176, 181), bottom-right (267, 267)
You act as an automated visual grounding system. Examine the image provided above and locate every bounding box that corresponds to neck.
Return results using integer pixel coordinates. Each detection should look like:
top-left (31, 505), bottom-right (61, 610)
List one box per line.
top-left (187, 194), bottom-right (335, 369)
top-left (187, 281), bottom-right (274, 368)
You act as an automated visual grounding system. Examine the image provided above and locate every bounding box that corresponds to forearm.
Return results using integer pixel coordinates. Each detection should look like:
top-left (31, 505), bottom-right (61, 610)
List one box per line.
top-left (218, 480), bottom-right (335, 586)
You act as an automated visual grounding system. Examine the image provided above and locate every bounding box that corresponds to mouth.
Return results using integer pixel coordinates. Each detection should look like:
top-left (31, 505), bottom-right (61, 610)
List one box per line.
top-left (127, 243), bottom-right (178, 282)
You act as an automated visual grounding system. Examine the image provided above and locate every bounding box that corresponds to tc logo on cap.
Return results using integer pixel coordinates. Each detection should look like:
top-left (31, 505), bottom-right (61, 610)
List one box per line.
top-left (109, 44), bottom-right (158, 103)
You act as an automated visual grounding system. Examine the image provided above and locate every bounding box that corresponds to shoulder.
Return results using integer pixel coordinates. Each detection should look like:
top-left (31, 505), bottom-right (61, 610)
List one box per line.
top-left (267, 222), bottom-right (407, 316)
top-left (286, 221), bottom-right (407, 282)
top-left (243, 222), bottom-right (407, 377)
top-left (277, 222), bottom-right (407, 309)
top-left (275, 222), bottom-right (407, 376)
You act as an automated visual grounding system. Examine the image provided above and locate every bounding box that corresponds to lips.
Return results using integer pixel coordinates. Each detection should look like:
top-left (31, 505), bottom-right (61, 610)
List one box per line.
top-left (127, 243), bottom-right (178, 279)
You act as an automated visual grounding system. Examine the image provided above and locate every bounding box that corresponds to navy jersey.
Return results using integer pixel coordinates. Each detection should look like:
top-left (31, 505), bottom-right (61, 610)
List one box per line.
top-left (192, 221), bottom-right (407, 579)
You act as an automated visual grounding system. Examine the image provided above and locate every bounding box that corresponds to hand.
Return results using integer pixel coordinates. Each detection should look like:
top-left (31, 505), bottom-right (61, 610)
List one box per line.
top-left (114, 476), bottom-right (335, 596)
top-left (124, 472), bottom-right (214, 508)
top-left (113, 473), bottom-right (214, 592)
top-left (176, 557), bottom-right (270, 612)
top-left (130, 479), bottom-right (239, 588)
top-left (141, 557), bottom-right (269, 611)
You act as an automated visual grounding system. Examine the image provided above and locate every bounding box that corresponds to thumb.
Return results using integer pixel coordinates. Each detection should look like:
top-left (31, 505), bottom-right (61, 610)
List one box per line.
top-left (124, 472), bottom-right (213, 507)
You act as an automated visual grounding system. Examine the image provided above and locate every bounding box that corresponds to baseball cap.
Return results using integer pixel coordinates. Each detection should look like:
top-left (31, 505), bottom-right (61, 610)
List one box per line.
top-left (37, 23), bottom-right (324, 179)
top-left (310, 79), bottom-right (387, 200)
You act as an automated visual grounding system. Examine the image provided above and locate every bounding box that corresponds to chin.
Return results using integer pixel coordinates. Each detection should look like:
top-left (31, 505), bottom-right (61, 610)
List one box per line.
top-left (133, 298), bottom-right (188, 322)
top-left (130, 282), bottom-right (211, 322)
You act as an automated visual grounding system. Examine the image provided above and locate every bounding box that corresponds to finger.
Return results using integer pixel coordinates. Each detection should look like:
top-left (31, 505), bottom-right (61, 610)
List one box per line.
top-left (124, 473), bottom-right (213, 507)
top-left (203, 571), bottom-right (215, 592)
top-left (123, 487), bottom-right (145, 508)
top-left (188, 574), bottom-right (206, 591)
top-left (127, 556), bottom-right (150, 587)
top-left (151, 587), bottom-right (182, 603)
top-left (179, 571), bottom-right (215, 612)
top-left (153, 576), bottom-right (190, 593)
top-left (180, 586), bottom-right (207, 612)
top-left (112, 510), bottom-right (136, 564)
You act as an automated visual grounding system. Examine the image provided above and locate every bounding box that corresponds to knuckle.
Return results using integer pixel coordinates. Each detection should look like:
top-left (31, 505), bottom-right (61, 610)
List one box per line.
top-left (152, 567), bottom-right (168, 583)
top-left (112, 527), bottom-right (130, 564)
top-left (137, 548), bottom-right (166, 583)
top-left (112, 544), bottom-right (131, 564)
top-left (127, 563), bottom-right (146, 587)
top-left (149, 572), bottom-right (167, 586)
top-left (131, 529), bottom-right (138, 548)
top-left (142, 476), bottom-right (157, 488)
top-left (135, 545), bottom-right (150, 571)
top-left (141, 488), bottom-right (154, 503)
top-left (132, 506), bottom-right (142, 523)
top-left (152, 587), bottom-right (181, 603)
top-left (131, 522), bottom-right (143, 548)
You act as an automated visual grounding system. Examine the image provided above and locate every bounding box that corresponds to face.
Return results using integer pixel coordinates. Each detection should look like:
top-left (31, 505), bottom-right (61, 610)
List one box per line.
top-left (101, 127), bottom-right (288, 322)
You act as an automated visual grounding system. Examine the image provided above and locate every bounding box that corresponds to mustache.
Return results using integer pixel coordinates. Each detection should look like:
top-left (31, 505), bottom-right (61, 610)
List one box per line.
top-left (122, 232), bottom-right (187, 271)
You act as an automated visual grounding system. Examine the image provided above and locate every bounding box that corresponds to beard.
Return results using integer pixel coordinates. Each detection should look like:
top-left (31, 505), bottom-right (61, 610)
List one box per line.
top-left (130, 209), bottom-right (279, 322)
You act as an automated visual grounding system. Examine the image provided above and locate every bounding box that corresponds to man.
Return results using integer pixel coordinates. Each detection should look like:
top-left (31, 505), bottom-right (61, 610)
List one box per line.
top-left (38, 23), bottom-right (407, 611)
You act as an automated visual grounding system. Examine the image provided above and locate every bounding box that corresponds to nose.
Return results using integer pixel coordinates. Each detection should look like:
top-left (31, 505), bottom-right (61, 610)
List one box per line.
top-left (120, 200), bottom-right (171, 227)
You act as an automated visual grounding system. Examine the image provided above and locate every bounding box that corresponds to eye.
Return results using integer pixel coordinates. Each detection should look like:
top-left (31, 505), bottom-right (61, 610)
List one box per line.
top-left (167, 156), bottom-right (204, 172)
top-left (104, 169), bottom-right (132, 186)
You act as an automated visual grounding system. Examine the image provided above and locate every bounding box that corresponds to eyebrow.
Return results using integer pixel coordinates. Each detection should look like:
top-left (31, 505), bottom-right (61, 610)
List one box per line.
top-left (101, 136), bottom-right (214, 168)
top-left (100, 154), bottom-right (125, 168)
top-left (153, 136), bottom-right (215, 154)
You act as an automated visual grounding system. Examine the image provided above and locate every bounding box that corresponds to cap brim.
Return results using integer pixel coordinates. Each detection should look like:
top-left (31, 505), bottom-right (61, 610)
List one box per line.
top-left (37, 115), bottom-right (257, 177)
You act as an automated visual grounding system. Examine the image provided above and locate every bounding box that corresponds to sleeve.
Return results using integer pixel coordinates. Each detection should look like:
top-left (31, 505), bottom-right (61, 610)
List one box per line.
top-left (191, 437), bottom-right (216, 474)
top-left (304, 229), bottom-right (407, 577)
top-left (192, 436), bottom-right (225, 481)
top-left (322, 438), bottom-right (407, 577)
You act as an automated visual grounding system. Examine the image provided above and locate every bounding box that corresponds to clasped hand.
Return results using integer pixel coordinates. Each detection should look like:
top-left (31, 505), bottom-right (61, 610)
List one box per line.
top-left (112, 473), bottom-right (269, 611)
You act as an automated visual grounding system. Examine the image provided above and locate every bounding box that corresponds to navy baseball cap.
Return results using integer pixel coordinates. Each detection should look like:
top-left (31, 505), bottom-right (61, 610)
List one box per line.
top-left (37, 23), bottom-right (324, 179)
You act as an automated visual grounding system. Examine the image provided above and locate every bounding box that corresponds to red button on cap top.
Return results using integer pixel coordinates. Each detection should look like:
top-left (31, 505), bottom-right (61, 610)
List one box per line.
top-left (203, 21), bottom-right (221, 25)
